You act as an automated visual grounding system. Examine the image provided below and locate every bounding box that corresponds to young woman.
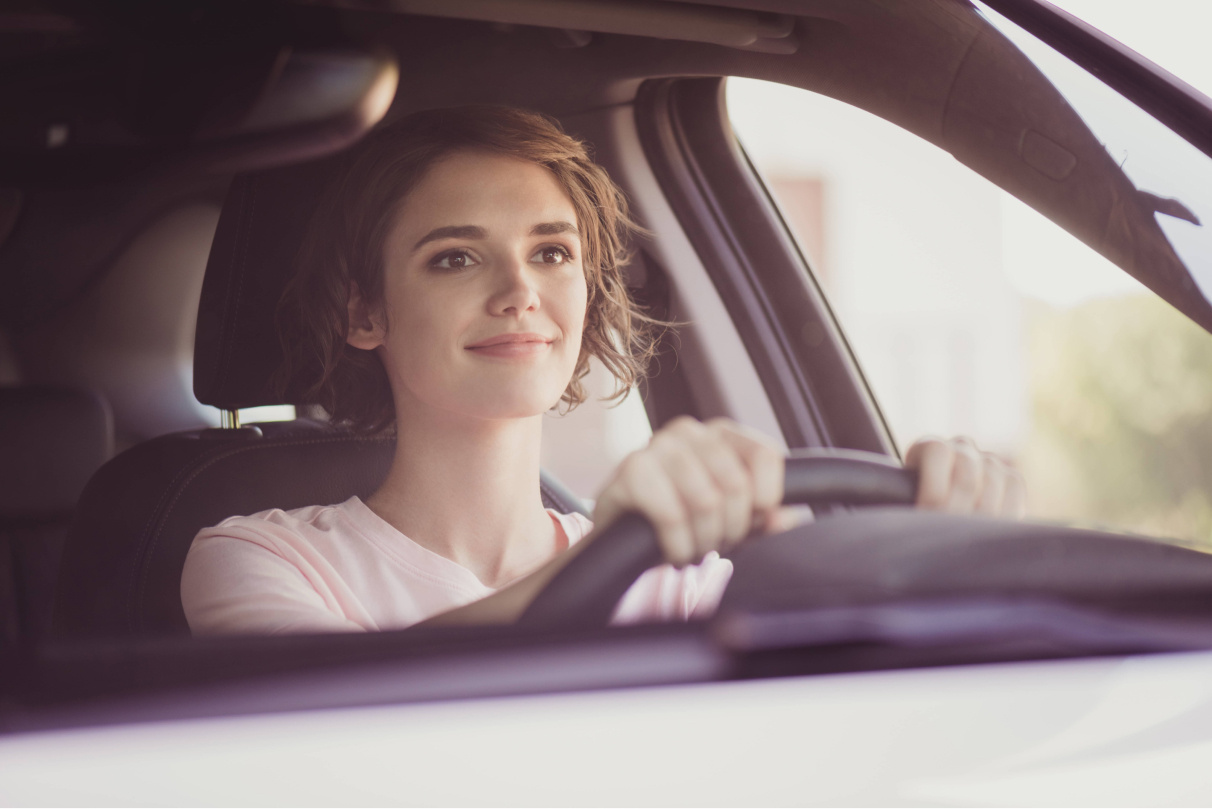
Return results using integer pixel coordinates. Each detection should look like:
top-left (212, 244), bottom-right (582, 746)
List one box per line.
top-left (181, 107), bottom-right (1025, 635)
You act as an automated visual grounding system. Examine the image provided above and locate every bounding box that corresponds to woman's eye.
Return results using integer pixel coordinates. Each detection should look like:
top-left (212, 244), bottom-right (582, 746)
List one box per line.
top-left (431, 249), bottom-right (479, 270)
top-left (532, 245), bottom-right (573, 265)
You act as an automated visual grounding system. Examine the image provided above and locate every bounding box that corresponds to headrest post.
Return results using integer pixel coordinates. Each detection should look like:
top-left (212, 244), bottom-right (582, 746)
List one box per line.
top-left (220, 409), bottom-right (242, 430)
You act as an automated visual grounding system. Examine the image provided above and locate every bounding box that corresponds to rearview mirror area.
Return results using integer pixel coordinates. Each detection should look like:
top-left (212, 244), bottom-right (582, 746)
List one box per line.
top-left (0, 5), bottom-right (398, 182)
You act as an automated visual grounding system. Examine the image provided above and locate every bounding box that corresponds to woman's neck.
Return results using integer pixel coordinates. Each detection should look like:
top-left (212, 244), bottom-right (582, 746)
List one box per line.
top-left (364, 406), bottom-right (558, 589)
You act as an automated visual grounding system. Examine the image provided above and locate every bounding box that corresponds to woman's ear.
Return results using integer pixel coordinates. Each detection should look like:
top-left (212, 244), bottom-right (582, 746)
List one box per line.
top-left (346, 281), bottom-right (387, 350)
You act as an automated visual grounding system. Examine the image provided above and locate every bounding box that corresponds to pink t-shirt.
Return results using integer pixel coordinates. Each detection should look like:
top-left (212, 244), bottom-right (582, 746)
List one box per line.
top-left (181, 496), bottom-right (734, 636)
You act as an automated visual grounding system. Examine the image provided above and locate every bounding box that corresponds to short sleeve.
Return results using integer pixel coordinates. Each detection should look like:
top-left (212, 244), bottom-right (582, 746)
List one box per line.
top-left (611, 552), bottom-right (735, 624)
top-left (181, 524), bottom-right (366, 636)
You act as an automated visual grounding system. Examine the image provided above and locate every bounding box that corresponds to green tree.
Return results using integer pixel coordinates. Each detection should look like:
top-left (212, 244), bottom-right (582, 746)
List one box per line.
top-left (1023, 294), bottom-right (1212, 546)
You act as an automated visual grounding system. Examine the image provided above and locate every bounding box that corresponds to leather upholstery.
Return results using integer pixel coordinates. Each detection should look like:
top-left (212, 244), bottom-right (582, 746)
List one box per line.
top-left (193, 161), bottom-right (340, 410)
top-left (1, 386), bottom-right (112, 647)
top-left (55, 420), bottom-right (588, 639)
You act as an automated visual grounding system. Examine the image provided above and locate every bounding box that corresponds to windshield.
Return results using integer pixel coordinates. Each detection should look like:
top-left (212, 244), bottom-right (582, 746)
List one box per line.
top-left (729, 2), bottom-right (1212, 546)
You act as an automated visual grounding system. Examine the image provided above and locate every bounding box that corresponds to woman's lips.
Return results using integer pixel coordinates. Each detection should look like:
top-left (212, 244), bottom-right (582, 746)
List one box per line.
top-left (465, 333), bottom-right (553, 358)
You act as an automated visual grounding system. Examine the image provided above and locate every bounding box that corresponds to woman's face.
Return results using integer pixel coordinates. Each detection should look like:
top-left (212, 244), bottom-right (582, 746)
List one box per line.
top-left (352, 149), bottom-right (589, 423)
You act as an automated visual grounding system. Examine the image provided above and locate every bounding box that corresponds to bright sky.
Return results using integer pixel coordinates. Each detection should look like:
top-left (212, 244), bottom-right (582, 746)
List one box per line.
top-left (1049, 1), bottom-right (1212, 98)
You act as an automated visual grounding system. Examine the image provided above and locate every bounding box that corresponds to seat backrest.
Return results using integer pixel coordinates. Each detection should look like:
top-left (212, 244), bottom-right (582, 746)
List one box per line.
top-left (1, 386), bottom-right (112, 648)
top-left (54, 420), bottom-right (586, 639)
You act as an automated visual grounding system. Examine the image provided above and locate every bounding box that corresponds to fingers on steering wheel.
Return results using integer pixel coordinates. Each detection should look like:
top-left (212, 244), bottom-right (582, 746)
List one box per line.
top-left (652, 419), bottom-right (742, 559)
top-left (1002, 464), bottom-right (1028, 519)
top-left (908, 436), bottom-right (1027, 519)
top-left (973, 452), bottom-right (1008, 516)
top-left (706, 418), bottom-right (786, 535)
top-left (599, 416), bottom-right (788, 567)
top-left (905, 437), bottom-right (952, 511)
top-left (947, 437), bottom-right (984, 513)
top-left (690, 420), bottom-right (758, 548)
top-left (611, 450), bottom-right (697, 567)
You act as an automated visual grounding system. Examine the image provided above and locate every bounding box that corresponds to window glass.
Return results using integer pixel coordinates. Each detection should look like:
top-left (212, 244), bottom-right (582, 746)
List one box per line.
top-left (1046, 1), bottom-right (1212, 99)
top-left (728, 65), bottom-right (1212, 545)
top-left (234, 404), bottom-right (297, 424)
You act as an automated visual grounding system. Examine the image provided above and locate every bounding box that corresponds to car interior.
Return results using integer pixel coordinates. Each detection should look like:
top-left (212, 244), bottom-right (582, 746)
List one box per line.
top-left (5, 0), bottom-right (1212, 731)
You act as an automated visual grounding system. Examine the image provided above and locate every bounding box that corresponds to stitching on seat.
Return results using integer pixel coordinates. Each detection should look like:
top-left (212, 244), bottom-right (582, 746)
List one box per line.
top-left (128, 433), bottom-right (395, 631)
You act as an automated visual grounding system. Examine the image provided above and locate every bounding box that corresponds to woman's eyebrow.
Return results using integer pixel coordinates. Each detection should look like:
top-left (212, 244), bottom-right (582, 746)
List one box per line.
top-left (412, 225), bottom-right (487, 252)
top-left (531, 221), bottom-right (580, 238)
top-left (412, 222), bottom-right (579, 252)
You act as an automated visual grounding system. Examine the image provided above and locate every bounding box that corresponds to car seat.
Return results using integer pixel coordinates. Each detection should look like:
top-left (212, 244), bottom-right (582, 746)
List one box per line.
top-left (1, 386), bottom-right (112, 649)
top-left (52, 158), bottom-right (589, 641)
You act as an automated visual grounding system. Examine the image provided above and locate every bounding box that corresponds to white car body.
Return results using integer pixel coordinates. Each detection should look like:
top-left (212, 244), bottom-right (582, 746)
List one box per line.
top-left (4, 650), bottom-right (1212, 805)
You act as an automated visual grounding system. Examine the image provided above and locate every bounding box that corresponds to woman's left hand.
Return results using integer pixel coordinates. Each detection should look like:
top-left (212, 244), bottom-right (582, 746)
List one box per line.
top-left (904, 436), bottom-right (1026, 519)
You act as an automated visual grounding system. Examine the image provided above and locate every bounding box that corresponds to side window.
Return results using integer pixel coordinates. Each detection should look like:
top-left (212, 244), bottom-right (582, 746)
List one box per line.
top-left (541, 358), bottom-right (651, 502)
top-left (728, 78), bottom-right (1212, 546)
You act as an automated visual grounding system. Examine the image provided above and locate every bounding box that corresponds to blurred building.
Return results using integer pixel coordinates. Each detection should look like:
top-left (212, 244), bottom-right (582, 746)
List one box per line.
top-left (734, 79), bottom-right (1028, 457)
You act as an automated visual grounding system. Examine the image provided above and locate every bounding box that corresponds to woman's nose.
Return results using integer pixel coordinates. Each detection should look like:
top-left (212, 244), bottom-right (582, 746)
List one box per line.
top-left (487, 255), bottom-right (541, 316)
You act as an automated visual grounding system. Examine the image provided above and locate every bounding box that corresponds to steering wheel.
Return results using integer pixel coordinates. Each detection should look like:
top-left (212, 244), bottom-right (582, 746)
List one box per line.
top-left (517, 448), bottom-right (918, 630)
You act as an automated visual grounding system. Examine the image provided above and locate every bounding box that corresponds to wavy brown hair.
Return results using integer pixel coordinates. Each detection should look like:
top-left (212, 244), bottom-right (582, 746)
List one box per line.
top-left (275, 105), bottom-right (666, 433)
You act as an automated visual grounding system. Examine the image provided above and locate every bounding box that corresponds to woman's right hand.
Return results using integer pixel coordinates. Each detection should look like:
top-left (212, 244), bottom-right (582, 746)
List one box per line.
top-left (591, 416), bottom-right (787, 567)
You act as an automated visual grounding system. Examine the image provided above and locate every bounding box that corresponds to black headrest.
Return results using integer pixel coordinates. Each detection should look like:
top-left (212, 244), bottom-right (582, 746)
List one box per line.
top-left (193, 158), bottom-right (340, 410)
top-left (0, 386), bottom-right (113, 520)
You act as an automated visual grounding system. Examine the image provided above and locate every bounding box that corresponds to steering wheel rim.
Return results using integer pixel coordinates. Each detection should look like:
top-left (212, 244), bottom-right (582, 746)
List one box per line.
top-left (517, 448), bottom-right (918, 630)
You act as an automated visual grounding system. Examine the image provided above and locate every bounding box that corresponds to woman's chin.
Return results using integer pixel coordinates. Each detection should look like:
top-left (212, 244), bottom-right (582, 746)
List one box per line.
top-left (455, 389), bottom-right (566, 422)
top-left (395, 371), bottom-right (572, 424)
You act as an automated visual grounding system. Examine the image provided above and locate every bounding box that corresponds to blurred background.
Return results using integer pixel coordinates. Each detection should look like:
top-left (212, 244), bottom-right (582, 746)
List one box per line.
top-left (727, 0), bottom-right (1212, 546)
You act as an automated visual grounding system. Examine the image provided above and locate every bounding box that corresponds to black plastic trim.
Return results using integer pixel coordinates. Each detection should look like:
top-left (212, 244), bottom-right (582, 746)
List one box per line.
top-left (2, 623), bottom-right (724, 735)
